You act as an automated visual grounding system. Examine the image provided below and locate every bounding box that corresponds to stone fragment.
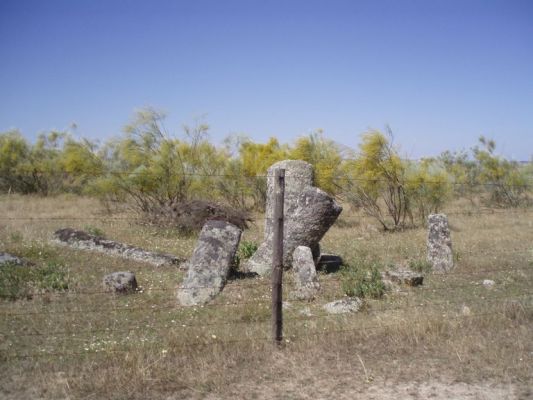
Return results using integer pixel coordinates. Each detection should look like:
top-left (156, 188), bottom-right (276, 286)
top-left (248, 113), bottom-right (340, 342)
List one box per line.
top-left (53, 228), bottom-right (182, 267)
top-left (177, 220), bottom-right (242, 306)
top-left (426, 214), bottom-right (454, 273)
top-left (383, 269), bottom-right (424, 287)
top-left (291, 246), bottom-right (320, 300)
top-left (482, 279), bottom-right (495, 288)
top-left (103, 271), bottom-right (138, 293)
top-left (323, 297), bottom-right (363, 314)
top-left (246, 185), bottom-right (342, 275)
top-left (461, 305), bottom-right (471, 316)
top-left (0, 252), bottom-right (26, 266)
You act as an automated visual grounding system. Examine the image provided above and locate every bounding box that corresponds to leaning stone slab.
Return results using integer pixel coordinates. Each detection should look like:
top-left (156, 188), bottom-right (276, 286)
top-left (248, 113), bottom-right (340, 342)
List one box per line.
top-left (291, 246), bottom-right (320, 300)
top-left (0, 252), bottom-right (26, 266)
top-left (323, 297), bottom-right (363, 314)
top-left (246, 186), bottom-right (342, 275)
top-left (177, 220), bottom-right (242, 306)
top-left (426, 214), bottom-right (454, 273)
top-left (53, 228), bottom-right (182, 267)
top-left (103, 271), bottom-right (138, 293)
top-left (382, 269), bottom-right (424, 287)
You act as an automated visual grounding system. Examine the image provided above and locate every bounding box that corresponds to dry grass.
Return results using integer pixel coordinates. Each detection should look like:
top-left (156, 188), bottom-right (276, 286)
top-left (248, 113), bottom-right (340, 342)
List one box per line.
top-left (0, 194), bottom-right (532, 399)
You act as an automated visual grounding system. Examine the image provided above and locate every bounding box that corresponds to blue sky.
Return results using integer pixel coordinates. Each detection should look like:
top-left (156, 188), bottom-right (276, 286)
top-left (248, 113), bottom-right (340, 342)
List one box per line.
top-left (1, 0), bottom-right (532, 159)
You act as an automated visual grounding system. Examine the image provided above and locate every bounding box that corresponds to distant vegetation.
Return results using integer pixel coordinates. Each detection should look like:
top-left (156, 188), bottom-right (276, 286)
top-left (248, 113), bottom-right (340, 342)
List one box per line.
top-left (1, 107), bottom-right (531, 230)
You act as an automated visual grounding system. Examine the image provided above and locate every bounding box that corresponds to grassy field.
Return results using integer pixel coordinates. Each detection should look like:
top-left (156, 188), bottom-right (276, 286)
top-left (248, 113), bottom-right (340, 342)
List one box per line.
top-left (1, 194), bottom-right (532, 399)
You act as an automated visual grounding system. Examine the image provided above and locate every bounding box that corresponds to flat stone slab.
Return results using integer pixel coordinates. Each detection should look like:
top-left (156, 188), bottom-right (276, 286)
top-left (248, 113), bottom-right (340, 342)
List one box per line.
top-left (0, 252), bottom-right (26, 266)
top-left (323, 297), bottom-right (363, 314)
top-left (177, 220), bottom-right (242, 306)
top-left (53, 228), bottom-right (182, 267)
top-left (103, 271), bottom-right (138, 293)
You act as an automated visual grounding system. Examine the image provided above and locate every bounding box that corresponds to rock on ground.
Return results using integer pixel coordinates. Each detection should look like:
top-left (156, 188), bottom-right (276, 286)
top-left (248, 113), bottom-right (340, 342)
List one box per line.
top-left (323, 297), bottom-right (363, 314)
top-left (53, 228), bottom-right (182, 267)
top-left (427, 214), bottom-right (454, 273)
top-left (382, 269), bottom-right (424, 287)
top-left (483, 279), bottom-right (495, 288)
top-left (291, 246), bottom-right (320, 300)
top-left (103, 271), bottom-right (138, 293)
top-left (177, 220), bottom-right (242, 306)
top-left (0, 252), bottom-right (26, 266)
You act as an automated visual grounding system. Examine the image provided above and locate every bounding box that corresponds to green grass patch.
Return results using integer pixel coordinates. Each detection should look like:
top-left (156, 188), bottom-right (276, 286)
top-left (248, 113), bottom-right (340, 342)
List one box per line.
top-left (341, 259), bottom-right (386, 299)
top-left (0, 262), bottom-right (69, 300)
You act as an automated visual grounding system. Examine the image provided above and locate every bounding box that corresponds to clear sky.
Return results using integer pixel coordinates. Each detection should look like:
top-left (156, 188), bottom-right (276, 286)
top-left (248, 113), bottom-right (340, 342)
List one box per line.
top-left (1, 0), bottom-right (532, 160)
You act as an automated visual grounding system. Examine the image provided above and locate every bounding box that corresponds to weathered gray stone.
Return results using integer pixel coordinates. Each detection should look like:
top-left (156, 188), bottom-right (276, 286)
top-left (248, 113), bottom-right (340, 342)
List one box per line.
top-left (291, 246), bottom-right (320, 300)
top-left (427, 214), bottom-right (454, 273)
top-left (246, 186), bottom-right (342, 275)
top-left (177, 220), bottom-right (242, 306)
top-left (53, 228), bottom-right (182, 267)
top-left (382, 269), bottom-right (424, 287)
top-left (482, 279), bottom-right (495, 288)
top-left (323, 297), bottom-right (363, 314)
top-left (0, 252), bottom-right (25, 266)
top-left (103, 271), bottom-right (138, 293)
top-left (264, 160), bottom-right (314, 242)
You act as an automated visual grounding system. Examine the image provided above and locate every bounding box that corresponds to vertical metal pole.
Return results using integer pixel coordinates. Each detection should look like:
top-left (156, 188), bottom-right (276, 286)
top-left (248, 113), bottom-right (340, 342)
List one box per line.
top-left (272, 168), bottom-right (285, 344)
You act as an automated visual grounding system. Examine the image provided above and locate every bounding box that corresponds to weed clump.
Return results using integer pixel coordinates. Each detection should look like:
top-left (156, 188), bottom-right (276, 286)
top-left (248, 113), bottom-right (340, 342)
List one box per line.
top-left (408, 259), bottom-right (433, 273)
top-left (341, 259), bottom-right (385, 299)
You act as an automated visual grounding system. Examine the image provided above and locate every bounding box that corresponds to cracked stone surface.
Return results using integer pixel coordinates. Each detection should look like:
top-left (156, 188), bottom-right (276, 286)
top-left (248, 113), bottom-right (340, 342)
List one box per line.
top-left (323, 297), bottom-right (363, 314)
top-left (177, 220), bottom-right (242, 306)
top-left (427, 214), bottom-right (454, 273)
top-left (103, 271), bottom-right (138, 293)
top-left (53, 228), bottom-right (182, 267)
top-left (291, 246), bottom-right (320, 300)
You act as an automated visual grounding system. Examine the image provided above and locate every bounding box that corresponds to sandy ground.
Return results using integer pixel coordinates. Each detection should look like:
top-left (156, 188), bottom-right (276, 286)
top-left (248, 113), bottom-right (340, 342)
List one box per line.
top-left (195, 379), bottom-right (532, 400)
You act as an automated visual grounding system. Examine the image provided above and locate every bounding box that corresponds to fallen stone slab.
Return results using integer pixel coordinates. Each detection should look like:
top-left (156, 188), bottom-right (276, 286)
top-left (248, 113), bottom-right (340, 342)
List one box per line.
top-left (323, 297), bottom-right (363, 314)
top-left (382, 269), bottom-right (424, 287)
top-left (291, 246), bottom-right (320, 300)
top-left (53, 228), bottom-right (182, 267)
top-left (427, 214), bottom-right (454, 273)
top-left (177, 220), bottom-right (242, 306)
top-left (103, 271), bottom-right (138, 293)
top-left (0, 252), bottom-right (27, 266)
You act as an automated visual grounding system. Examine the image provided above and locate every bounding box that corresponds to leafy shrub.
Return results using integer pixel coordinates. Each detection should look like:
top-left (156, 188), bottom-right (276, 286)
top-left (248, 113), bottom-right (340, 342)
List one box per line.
top-left (233, 240), bottom-right (259, 270)
top-left (341, 259), bottom-right (385, 299)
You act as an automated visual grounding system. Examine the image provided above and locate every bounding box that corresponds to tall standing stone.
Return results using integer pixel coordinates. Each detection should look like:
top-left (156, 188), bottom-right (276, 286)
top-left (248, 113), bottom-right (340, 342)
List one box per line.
top-left (177, 220), bottom-right (242, 306)
top-left (427, 214), bottom-right (454, 273)
top-left (264, 160), bottom-right (314, 241)
top-left (245, 160), bottom-right (342, 276)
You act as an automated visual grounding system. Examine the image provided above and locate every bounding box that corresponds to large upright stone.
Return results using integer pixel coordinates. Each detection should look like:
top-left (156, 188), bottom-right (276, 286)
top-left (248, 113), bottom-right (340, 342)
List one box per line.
top-left (427, 214), bottom-right (454, 273)
top-left (177, 220), bottom-right (242, 306)
top-left (246, 185), bottom-right (342, 275)
top-left (264, 160), bottom-right (314, 242)
top-left (291, 246), bottom-right (320, 300)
